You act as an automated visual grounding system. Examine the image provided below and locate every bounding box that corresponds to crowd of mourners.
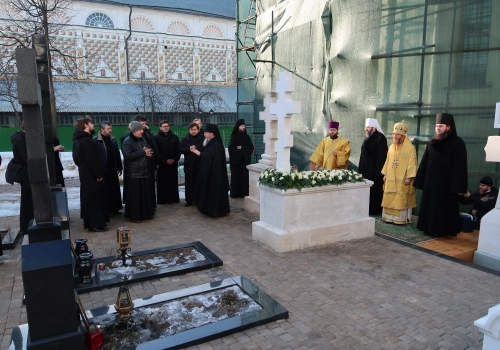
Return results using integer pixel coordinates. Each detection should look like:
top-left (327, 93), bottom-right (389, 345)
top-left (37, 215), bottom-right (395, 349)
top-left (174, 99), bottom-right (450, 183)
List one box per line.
top-left (10, 115), bottom-right (254, 233)
top-left (8, 112), bottom-right (496, 237)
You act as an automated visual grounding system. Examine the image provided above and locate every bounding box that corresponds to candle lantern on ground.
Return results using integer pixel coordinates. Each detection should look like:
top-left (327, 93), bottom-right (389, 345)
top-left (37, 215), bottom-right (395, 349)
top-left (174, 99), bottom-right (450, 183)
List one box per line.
top-left (114, 285), bottom-right (134, 320)
top-left (115, 226), bottom-right (132, 267)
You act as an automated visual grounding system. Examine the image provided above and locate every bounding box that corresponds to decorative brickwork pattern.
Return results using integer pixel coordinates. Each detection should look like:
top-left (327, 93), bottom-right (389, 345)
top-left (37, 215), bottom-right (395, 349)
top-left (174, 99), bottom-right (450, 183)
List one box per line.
top-left (129, 39), bottom-right (157, 79)
top-left (199, 47), bottom-right (226, 82)
top-left (84, 38), bottom-right (119, 77)
top-left (164, 42), bottom-right (193, 80)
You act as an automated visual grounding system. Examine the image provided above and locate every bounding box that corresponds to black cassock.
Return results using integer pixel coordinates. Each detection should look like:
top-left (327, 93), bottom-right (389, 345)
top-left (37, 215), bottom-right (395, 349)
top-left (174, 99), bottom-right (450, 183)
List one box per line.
top-left (155, 130), bottom-right (180, 204)
top-left (414, 134), bottom-right (468, 237)
top-left (94, 133), bottom-right (123, 214)
top-left (197, 138), bottom-right (230, 217)
top-left (179, 133), bottom-right (204, 205)
top-left (358, 130), bottom-right (388, 215)
top-left (73, 130), bottom-right (109, 229)
top-left (228, 131), bottom-right (254, 198)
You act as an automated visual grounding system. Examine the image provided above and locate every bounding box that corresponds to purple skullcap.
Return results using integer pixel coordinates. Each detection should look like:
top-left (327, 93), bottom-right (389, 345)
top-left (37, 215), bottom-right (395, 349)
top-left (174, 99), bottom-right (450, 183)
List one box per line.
top-left (328, 121), bottom-right (339, 129)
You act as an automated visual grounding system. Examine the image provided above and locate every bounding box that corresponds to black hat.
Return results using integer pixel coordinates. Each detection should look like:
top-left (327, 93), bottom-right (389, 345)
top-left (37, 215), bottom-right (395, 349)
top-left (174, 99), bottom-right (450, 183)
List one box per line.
top-left (480, 176), bottom-right (493, 187)
top-left (436, 113), bottom-right (454, 125)
top-left (204, 123), bottom-right (222, 141)
top-left (231, 119), bottom-right (246, 136)
top-left (435, 113), bottom-right (457, 136)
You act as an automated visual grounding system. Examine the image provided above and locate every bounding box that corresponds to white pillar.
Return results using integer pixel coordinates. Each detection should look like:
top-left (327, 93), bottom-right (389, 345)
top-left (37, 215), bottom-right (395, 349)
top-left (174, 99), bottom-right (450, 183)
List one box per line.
top-left (474, 304), bottom-right (500, 350)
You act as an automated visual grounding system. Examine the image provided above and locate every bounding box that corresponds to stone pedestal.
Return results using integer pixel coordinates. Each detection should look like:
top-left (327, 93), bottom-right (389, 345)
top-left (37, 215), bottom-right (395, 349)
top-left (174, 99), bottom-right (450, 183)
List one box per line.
top-left (474, 205), bottom-right (500, 271)
top-left (244, 163), bottom-right (273, 215)
top-left (252, 181), bottom-right (374, 253)
top-left (474, 135), bottom-right (500, 272)
top-left (474, 304), bottom-right (500, 350)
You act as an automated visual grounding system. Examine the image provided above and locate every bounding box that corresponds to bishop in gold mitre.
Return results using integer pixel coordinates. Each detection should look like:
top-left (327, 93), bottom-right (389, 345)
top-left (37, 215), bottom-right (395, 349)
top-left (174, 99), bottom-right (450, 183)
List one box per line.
top-left (309, 121), bottom-right (351, 170)
top-left (381, 121), bottom-right (418, 224)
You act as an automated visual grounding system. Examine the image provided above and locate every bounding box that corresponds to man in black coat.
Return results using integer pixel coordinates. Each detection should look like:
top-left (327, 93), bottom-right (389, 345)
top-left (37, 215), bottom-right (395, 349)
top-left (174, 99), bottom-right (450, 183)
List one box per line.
top-left (94, 121), bottom-right (123, 215)
top-left (228, 119), bottom-right (254, 198)
top-left (121, 115), bottom-right (159, 209)
top-left (414, 113), bottom-right (468, 237)
top-left (358, 118), bottom-right (388, 215)
top-left (122, 121), bottom-right (155, 223)
top-left (191, 123), bottom-right (230, 217)
top-left (11, 124), bottom-right (34, 234)
top-left (458, 176), bottom-right (497, 230)
top-left (179, 122), bottom-right (204, 207)
top-left (72, 116), bottom-right (109, 232)
top-left (155, 120), bottom-right (180, 204)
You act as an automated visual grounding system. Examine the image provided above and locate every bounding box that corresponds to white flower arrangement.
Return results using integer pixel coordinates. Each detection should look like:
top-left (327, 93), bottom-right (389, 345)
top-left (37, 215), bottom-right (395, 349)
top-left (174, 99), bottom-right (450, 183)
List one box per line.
top-left (258, 169), bottom-right (365, 191)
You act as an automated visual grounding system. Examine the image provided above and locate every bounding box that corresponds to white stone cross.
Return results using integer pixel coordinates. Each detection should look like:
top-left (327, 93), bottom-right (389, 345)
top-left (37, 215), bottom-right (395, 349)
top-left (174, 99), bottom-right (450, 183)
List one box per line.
top-left (258, 92), bottom-right (278, 166)
top-left (270, 72), bottom-right (301, 172)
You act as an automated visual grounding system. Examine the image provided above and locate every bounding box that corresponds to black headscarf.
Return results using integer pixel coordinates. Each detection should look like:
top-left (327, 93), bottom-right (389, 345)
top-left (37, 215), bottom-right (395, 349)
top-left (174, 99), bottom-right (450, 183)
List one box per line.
top-left (231, 119), bottom-right (246, 136)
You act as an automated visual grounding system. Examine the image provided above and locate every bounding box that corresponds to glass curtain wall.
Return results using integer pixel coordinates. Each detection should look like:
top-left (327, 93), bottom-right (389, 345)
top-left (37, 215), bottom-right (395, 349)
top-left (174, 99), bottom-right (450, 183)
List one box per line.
top-left (238, 0), bottom-right (499, 208)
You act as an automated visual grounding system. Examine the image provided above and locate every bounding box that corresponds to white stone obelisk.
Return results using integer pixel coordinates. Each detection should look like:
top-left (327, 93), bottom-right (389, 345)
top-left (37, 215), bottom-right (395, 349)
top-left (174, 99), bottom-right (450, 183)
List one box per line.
top-left (474, 103), bottom-right (500, 272)
top-left (474, 103), bottom-right (500, 350)
top-left (270, 72), bottom-right (301, 172)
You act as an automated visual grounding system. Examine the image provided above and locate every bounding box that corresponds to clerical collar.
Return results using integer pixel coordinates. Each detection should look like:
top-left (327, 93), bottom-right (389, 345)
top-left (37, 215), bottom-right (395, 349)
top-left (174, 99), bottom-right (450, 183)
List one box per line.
top-left (330, 135), bottom-right (338, 140)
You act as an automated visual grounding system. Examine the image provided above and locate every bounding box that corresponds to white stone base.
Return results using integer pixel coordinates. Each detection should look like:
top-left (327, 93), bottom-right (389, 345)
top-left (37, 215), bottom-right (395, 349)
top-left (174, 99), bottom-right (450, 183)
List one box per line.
top-left (243, 163), bottom-right (274, 215)
top-left (252, 181), bottom-right (374, 253)
top-left (474, 207), bottom-right (500, 272)
top-left (252, 217), bottom-right (374, 253)
top-left (474, 304), bottom-right (500, 350)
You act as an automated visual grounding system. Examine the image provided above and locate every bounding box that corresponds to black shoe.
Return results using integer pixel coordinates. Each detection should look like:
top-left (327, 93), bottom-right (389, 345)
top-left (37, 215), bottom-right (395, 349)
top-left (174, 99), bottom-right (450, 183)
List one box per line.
top-left (88, 227), bottom-right (108, 232)
top-left (184, 202), bottom-right (192, 207)
top-left (130, 220), bottom-right (142, 224)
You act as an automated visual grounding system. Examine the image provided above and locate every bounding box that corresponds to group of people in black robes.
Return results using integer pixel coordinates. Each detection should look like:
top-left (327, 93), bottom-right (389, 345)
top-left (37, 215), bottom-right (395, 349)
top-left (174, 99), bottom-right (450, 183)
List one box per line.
top-left (358, 113), bottom-right (475, 238)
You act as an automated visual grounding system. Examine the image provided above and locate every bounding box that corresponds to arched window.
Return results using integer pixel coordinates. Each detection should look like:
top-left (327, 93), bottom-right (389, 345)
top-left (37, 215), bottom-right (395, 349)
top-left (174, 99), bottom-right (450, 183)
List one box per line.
top-left (85, 12), bottom-right (114, 28)
top-left (131, 16), bottom-right (154, 32)
top-left (202, 24), bottom-right (223, 38)
top-left (166, 20), bottom-right (190, 35)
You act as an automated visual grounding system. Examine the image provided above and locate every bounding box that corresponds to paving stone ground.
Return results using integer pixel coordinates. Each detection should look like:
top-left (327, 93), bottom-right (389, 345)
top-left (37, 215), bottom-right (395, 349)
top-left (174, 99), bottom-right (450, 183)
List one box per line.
top-left (0, 183), bottom-right (498, 350)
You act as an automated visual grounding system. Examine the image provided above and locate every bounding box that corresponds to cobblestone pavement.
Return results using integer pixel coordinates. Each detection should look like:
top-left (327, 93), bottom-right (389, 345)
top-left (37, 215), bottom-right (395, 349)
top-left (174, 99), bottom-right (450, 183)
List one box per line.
top-left (0, 185), bottom-right (499, 349)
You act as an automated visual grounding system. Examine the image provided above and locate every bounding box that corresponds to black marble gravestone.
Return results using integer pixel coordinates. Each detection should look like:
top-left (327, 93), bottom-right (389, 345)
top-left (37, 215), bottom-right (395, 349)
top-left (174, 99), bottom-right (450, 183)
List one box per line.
top-left (16, 40), bottom-right (85, 349)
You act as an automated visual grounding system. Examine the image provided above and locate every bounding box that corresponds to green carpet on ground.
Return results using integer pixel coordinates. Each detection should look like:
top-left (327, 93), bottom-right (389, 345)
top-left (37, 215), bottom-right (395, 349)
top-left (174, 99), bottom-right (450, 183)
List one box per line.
top-left (373, 215), bottom-right (434, 244)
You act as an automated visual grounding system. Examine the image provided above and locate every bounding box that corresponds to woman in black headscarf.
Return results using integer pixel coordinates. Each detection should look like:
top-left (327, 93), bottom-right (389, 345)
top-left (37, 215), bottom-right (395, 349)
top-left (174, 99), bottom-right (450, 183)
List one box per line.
top-left (228, 119), bottom-right (254, 198)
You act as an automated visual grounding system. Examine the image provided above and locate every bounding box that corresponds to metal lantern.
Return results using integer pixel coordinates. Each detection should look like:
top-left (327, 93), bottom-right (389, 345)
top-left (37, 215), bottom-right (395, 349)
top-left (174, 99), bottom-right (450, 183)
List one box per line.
top-left (117, 227), bottom-right (131, 249)
top-left (114, 286), bottom-right (134, 320)
top-left (115, 227), bottom-right (133, 267)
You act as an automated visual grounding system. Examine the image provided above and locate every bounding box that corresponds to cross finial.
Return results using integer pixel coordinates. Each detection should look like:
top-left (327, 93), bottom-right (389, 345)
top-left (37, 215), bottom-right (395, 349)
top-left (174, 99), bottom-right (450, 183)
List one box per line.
top-left (258, 92), bottom-right (278, 166)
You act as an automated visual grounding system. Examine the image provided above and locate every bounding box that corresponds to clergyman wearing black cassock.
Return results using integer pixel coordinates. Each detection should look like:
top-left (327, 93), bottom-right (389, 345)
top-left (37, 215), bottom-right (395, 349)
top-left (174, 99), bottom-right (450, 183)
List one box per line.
top-left (196, 123), bottom-right (230, 217)
top-left (11, 129), bottom-right (34, 233)
top-left (155, 123), bottom-right (181, 204)
top-left (358, 118), bottom-right (388, 215)
top-left (228, 119), bottom-right (254, 198)
top-left (414, 113), bottom-right (468, 237)
top-left (179, 123), bottom-right (204, 206)
top-left (72, 119), bottom-right (109, 232)
top-left (121, 121), bottom-right (155, 223)
top-left (94, 126), bottom-right (123, 215)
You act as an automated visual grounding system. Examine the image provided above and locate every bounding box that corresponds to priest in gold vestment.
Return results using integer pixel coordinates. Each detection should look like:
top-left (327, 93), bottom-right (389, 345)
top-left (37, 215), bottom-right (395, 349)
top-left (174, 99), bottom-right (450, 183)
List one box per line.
top-left (381, 121), bottom-right (418, 224)
top-left (309, 121), bottom-right (351, 170)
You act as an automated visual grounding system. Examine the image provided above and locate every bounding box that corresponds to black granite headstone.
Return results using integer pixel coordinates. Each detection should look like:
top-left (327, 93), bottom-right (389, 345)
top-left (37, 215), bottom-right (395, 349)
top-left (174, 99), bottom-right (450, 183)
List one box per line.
top-left (22, 239), bottom-right (83, 343)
